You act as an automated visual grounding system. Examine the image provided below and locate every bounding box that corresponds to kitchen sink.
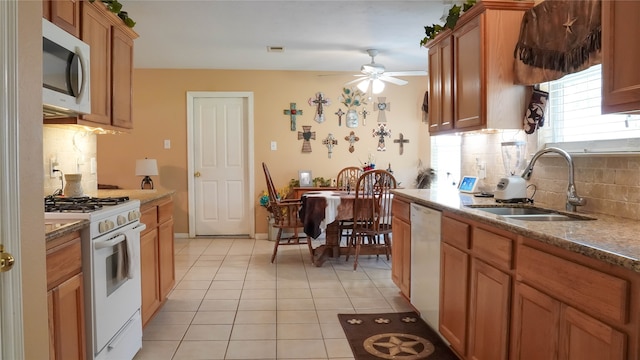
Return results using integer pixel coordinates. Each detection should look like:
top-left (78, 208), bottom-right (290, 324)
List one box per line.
top-left (466, 205), bottom-right (596, 221)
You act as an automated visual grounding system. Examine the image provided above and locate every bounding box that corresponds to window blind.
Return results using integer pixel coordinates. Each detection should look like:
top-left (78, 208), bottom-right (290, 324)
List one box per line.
top-left (538, 64), bottom-right (640, 152)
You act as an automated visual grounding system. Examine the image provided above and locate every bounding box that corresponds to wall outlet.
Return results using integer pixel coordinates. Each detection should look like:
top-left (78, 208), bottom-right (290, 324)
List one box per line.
top-left (270, 141), bottom-right (277, 151)
top-left (164, 139), bottom-right (171, 149)
top-left (49, 158), bottom-right (59, 178)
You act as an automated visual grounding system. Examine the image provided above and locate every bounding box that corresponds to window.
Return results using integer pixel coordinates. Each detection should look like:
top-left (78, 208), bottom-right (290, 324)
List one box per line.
top-left (537, 64), bottom-right (640, 153)
top-left (431, 134), bottom-right (461, 187)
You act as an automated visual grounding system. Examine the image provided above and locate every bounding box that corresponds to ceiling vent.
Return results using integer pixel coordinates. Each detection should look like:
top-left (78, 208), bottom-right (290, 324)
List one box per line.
top-left (267, 46), bottom-right (285, 53)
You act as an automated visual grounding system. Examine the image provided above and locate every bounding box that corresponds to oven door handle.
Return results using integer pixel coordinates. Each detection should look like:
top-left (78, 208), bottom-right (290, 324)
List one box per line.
top-left (94, 234), bottom-right (126, 250)
top-left (93, 223), bottom-right (146, 250)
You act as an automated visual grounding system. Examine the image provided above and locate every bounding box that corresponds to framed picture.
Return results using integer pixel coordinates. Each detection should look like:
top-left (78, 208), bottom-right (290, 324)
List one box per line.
top-left (298, 170), bottom-right (312, 187)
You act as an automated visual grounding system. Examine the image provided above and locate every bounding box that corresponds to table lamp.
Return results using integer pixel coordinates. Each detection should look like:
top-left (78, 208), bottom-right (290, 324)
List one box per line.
top-left (135, 158), bottom-right (158, 189)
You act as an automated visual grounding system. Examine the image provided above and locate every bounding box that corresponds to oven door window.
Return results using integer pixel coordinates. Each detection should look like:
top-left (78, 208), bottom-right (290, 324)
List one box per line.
top-left (43, 37), bottom-right (80, 96)
top-left (105, 241), bottom-right (129, 296)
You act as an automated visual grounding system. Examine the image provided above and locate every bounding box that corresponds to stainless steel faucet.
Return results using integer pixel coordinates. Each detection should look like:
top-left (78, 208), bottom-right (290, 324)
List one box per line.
top-left (521, 147), bottom-right (586, 212)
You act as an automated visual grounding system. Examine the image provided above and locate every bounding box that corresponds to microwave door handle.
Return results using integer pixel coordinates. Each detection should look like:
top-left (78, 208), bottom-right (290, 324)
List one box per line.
top-left (75, 46), bottom-right (88, 104)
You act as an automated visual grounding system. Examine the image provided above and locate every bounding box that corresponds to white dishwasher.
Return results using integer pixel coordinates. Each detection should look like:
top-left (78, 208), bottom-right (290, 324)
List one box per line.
top-left (410, 203), bottom-right (442, 330)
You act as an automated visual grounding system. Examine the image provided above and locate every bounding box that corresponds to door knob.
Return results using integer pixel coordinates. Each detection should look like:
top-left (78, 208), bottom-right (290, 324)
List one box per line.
top-left (194, 171), bottom-right (201, 177)
top-left (0, 245), bottom-right (15, 272)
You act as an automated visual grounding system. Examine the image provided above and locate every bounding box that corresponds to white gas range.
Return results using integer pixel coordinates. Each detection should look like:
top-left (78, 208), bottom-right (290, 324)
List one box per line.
top-left (45, 196), bottom-right (146, 360)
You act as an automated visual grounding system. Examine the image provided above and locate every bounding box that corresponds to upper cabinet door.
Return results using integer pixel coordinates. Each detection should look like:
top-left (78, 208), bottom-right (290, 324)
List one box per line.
top-left (46, 0), bottom-right (81, 38)
top-left (602, 0), bottom-right (640, 114)
top-left (111, 27), bottom-right (134, 129)
top-left (81, 2), bottom-right (112, 126)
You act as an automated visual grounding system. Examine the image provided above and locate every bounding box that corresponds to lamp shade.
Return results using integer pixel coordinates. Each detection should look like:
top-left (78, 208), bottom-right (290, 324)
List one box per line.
top-left (135, 159), bottom-right (158, 176)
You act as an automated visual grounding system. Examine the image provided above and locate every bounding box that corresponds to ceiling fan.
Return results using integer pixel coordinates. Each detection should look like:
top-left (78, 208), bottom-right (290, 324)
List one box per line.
top-left (346, 49), bottom-right (427, 94)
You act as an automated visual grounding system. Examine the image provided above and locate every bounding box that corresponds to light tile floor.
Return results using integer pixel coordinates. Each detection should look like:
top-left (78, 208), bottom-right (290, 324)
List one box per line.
top-left (134, 237), bottom-right (413, 360)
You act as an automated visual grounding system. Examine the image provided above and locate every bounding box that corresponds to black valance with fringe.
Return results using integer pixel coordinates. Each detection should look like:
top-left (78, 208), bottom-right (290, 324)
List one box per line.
top-left (513, 0), bottom-right (602, 85)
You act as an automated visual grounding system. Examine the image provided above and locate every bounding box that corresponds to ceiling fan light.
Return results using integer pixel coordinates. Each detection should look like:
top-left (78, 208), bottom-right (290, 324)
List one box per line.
top-left (357, 79), bottom-right (370, 93)
top-left (372, 79), bottom-right (385, 94)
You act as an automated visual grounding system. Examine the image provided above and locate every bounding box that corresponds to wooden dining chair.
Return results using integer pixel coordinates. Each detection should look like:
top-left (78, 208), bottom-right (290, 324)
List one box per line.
top-left (346, 169), bottom-right (397, 270)
top-left (262, 162), bottom-right (314, 263)
top-left (335, 166), bottom-right (362, 245)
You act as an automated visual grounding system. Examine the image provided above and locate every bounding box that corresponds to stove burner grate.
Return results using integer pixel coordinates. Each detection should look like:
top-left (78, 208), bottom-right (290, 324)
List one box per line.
top-left (44, 195), bottom-right (130, 213)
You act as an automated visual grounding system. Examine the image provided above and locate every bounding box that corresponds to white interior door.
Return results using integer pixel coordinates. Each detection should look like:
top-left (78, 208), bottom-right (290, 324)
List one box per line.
top-left (1, 0), bottom-right (24, 357)
top-left (188, 93), bottom-right (254, 236)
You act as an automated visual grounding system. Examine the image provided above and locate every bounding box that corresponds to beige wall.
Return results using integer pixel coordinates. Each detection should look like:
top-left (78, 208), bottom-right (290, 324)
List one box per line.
top-left (97, 69), bottom-right (430, 234)
top-left (19, 1), bottom-right (50, 358)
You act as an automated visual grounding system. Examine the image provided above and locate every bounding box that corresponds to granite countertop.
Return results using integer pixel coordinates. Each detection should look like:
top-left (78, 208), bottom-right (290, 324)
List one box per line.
top-left (90, 188), bottom-right (175, 205)
top-left (392, 188), bottom-right (640, 273)
top-left (45, 219), bottom-right (89, 242)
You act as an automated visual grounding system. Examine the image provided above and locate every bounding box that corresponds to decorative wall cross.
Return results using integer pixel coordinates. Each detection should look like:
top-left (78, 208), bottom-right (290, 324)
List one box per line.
top-left (297, 125), bottom-right (316, 153)
top-left (393, 133), bottom-right (410, 155)
top-left (344, 131), bottom-right (360, 153)
top-left (372, 123), bottom-right (391, 151)
top-left (284, 103), bottom-right (303, 131)
top-left (374, 97), bottom-right (390, 123)
top-left (359, 108), bottom-right (370, 126)
top-left (334, 108), bottom-right (345, 126)
top-left (308, 92), bottom-right (330, 124)
top-left (322, 133), bottom-right (338, 159)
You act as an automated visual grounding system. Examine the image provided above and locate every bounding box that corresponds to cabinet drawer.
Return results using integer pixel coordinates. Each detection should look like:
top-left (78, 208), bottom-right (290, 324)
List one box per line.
top-left (442, 216), bottom-right (470, 249)
top-left (392, 198), bottom-right (410, 223)
top-left (472, 227), bottom-right (513, 270)
top-left (46, 235), bottom-right (82, 290)
top-left (158, 198), bottom-right (173, 223)
top-left (140, 206), bottom-right (158, 233)
top-left (518, 245), bottom-right (629, 324)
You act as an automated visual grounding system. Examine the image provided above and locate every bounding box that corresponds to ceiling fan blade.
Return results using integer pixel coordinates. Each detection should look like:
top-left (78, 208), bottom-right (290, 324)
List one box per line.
top-left (379, 75), bottom-right (408, 86)
top-left (384, 70), bottom-right (428, 77)
top-left (345, 77), bottom-right (366, 86)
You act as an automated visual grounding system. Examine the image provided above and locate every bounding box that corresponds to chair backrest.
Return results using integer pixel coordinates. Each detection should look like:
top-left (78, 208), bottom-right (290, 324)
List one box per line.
top-left (263, 162), bottom-right (296, 225)
top-left (336, 166), bottom-right (362, 191)
top-left (353, 169), bottom-right (397, 231)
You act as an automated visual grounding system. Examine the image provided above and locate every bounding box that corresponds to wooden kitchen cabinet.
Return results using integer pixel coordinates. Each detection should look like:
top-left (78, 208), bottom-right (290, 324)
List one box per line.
top-left (43, 0), bottom-right (81, 38)
top-left (44, 0), bottom-right (137, 130)
top-left (439, 213), bottom-right (515, 360)
top-left (140, 195), bottom-right (175, 327)
top-left (439, 215), bottom-right (470, 356)
top-left (427, 33), bottom-right (453, 133)
top-left (425, 1), bottom-right (533, 135)
top-left (512, 237), bottom-right (638, 360)
top-left (602, 0), bottom-right (640, 114)
top-left (47, 231), bottom-right (86, 360)
top-left (440, 242), bottom-right (469, 357)
top-left (158, 198), bottom-right (176, 298)
top-left (391, 198), bottom-right (411, 298)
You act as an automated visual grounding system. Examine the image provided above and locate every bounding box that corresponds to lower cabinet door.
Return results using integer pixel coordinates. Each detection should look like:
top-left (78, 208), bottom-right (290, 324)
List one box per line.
top-left (159, 219), bottom-right (175, 299)
top-left (511, 282), bottom-right (560, 360)
top-left (49, 273), bottom-right (86, 360)
top-left (468, 259), bottom-right (511, 360)
top-left (560, 305), bottom-right (626, 360)
top-left (439, 242), bottom-right (469, 356)
top-left (140, 228), bottom-right (161, 326)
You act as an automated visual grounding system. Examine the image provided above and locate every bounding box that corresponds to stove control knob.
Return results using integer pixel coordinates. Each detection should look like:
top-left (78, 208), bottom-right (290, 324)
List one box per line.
top-left (117, 215), bottom-right (127, 225)
top-left (99, 220), bottom-right (115, 233)
top-left (128, 210), bottom-right (140, 221)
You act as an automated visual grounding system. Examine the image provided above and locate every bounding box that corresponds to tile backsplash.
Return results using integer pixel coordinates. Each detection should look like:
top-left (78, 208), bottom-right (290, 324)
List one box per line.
top-left (43, 125), bottom-right (97, 196)
top-left (460, 131), bottom-right (640, 220)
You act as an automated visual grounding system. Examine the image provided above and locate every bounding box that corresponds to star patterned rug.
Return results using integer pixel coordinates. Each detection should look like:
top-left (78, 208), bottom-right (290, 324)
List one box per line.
top-left (338, 312), bottom-right (459, 360)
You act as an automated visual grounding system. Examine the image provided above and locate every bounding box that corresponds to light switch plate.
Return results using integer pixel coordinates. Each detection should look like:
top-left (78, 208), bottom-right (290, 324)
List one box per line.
top-left (270, 141), bottom-right (277, 151)
top-left (164, 139), bottom-right (171, 149)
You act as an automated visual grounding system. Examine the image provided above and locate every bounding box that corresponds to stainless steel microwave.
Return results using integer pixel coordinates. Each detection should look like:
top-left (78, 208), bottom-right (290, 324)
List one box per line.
top-left (42, 18), bottom-right (91, 118)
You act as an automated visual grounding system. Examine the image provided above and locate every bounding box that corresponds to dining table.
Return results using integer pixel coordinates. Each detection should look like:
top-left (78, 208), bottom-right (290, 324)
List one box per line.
top-left (298, 190), bottom-right (390, 266)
